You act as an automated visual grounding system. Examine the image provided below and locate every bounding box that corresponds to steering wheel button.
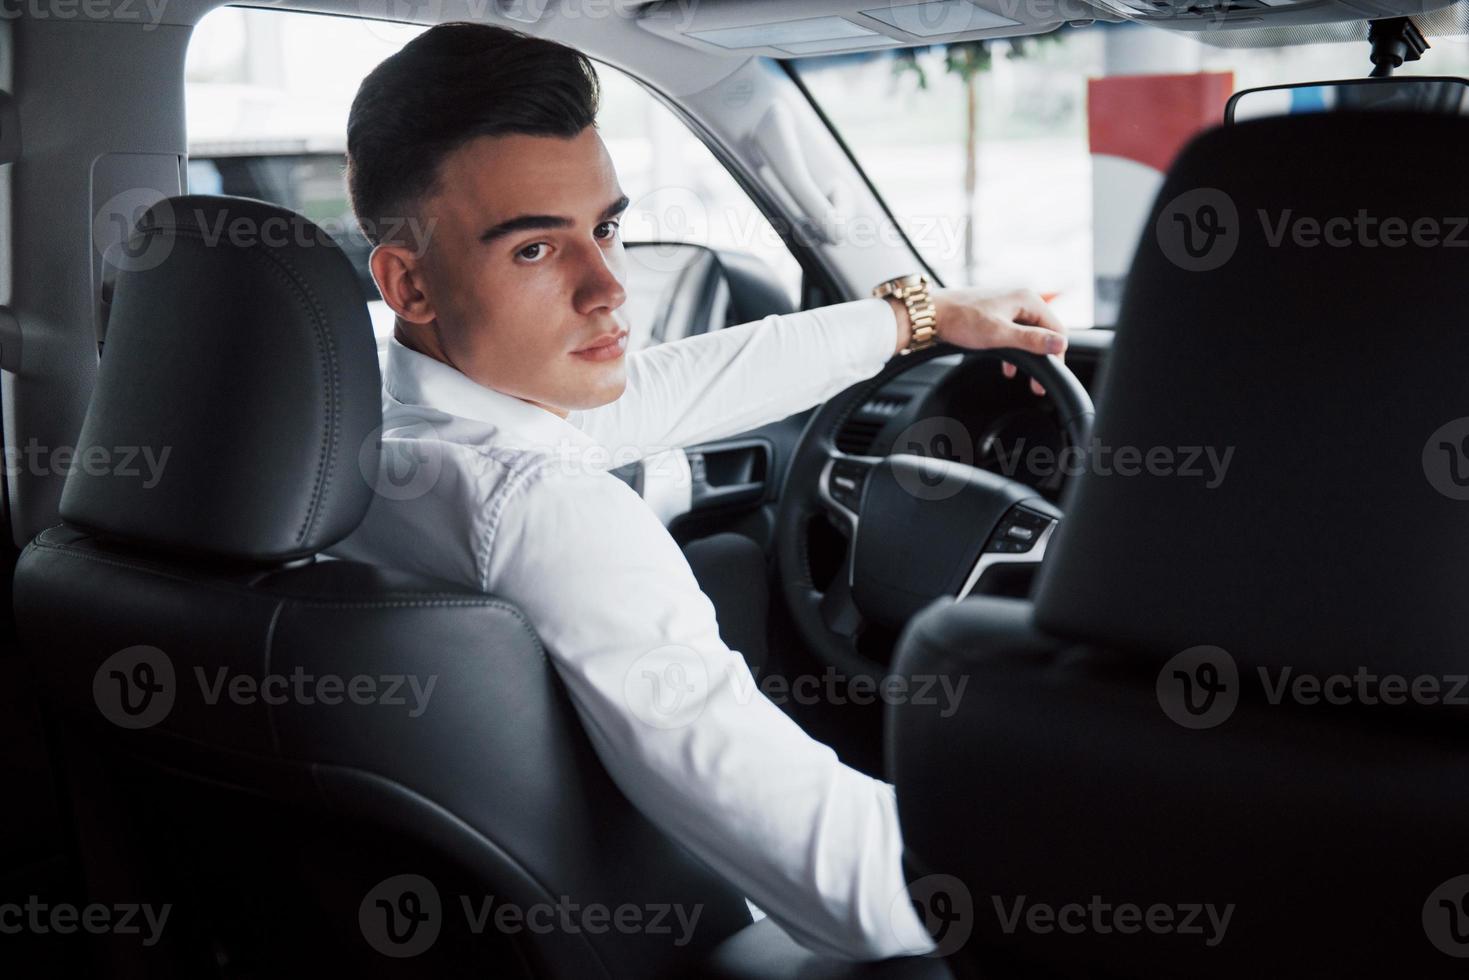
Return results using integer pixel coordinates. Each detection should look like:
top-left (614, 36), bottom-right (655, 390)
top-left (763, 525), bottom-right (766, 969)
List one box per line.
top-left (1007, 525), bottom-right (1036, 542)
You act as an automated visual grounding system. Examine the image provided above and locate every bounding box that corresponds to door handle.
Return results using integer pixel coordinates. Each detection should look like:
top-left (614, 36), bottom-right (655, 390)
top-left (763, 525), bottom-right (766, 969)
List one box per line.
top-left (687, 439), bottom-right (771, 511)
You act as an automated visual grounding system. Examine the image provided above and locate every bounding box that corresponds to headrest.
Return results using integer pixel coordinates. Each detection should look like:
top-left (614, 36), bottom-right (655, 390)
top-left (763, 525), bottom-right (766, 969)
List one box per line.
top-left (1034, 111), bottom-right (1469, 679)
top-left (60, 195), bottom-right (382, 563)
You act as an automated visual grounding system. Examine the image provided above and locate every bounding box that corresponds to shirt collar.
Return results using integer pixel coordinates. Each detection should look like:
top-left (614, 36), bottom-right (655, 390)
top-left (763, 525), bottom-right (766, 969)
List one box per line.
top-left (382, 335), bottom-right (602, 456)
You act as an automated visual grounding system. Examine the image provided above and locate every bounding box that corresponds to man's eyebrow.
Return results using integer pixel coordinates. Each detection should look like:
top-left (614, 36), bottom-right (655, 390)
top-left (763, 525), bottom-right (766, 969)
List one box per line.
top-left (479, 194), bottom-right (631, 244)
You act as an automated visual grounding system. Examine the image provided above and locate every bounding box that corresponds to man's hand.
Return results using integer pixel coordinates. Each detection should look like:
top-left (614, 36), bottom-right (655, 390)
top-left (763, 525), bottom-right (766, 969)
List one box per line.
top-left (887, 287), bottom-right (1068, 397)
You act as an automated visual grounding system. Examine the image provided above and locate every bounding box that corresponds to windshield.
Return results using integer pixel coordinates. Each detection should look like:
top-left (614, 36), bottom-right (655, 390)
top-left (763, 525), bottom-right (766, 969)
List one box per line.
top-left (792, 23), bottom-right (1469, 328)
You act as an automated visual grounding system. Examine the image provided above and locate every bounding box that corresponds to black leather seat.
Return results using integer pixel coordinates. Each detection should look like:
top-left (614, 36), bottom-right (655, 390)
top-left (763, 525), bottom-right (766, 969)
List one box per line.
top-left (888, 111), bottom-right (1469, 978)
top-left (13, 195), bottom-right (760, 977)
top-left (14, 194), bottom-right (951, 979)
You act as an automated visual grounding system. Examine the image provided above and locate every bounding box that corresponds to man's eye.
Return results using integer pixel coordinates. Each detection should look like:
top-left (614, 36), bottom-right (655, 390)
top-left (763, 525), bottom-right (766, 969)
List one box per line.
top-left (595, 220), bottom-right (620, 241)
top-left (517, 242), bottom-right (549, 262)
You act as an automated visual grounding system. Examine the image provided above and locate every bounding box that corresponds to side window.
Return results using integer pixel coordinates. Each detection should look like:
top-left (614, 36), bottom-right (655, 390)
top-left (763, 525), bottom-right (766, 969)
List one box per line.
top-left (184, 8), bottom-right (803, 352)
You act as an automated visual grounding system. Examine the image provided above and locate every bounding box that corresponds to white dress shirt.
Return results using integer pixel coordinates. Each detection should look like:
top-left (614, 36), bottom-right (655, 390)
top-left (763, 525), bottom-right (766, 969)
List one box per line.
top-left (328, 297), bottom-right (938, 961)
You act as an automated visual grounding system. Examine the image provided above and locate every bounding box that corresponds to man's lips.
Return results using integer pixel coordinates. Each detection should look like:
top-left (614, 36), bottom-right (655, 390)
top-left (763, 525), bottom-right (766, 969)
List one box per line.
top-left (571, 329), bottom-right (628, 361)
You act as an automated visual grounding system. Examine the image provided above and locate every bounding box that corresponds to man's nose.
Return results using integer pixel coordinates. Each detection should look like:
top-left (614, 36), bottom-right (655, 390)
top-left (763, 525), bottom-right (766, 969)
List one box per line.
top-left (572, 241), bottom-right (627, 316)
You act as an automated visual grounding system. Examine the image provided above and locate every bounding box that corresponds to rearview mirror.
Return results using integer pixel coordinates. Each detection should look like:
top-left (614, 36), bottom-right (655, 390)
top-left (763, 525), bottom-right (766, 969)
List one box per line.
top-left (1225, 76), bottom-right (1469, 123)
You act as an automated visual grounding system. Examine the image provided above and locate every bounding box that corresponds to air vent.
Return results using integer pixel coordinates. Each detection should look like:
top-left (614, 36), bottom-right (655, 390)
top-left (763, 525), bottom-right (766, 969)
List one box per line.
top-left (834, 393), bottom-right (911, 455)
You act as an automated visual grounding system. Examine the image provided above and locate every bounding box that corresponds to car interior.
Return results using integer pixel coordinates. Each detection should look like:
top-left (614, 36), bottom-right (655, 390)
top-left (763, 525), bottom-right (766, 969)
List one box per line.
top-left (5, 0), bottom-right (1469, 976)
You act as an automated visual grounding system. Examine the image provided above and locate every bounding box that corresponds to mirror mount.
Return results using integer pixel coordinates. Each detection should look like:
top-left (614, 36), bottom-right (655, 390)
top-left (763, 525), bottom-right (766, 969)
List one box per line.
top-left (1367, 17), bottom-right (1428, 78)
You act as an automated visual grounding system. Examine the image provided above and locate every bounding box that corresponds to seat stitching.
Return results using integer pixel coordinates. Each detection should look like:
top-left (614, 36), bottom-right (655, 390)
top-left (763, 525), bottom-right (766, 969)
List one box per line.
top-left (145, 222), bottom-right (342, 547)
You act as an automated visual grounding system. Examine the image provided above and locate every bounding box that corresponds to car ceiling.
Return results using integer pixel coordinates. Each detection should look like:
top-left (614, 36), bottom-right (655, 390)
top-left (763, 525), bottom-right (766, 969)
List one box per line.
top-left (124, 0), bottom-right (1469, 96)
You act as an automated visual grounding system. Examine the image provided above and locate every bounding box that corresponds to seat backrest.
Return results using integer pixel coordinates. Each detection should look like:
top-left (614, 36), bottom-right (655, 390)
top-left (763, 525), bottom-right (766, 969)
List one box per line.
top-left (889, 111), bottom-right (1469, 978)
top-left (14, 196), bottom-right (748, 977)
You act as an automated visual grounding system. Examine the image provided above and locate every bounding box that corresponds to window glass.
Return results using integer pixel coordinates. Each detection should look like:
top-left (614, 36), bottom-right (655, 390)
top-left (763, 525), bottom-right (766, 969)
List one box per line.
top-left (793, 26), bottom-right (1469, 328)
top-left (185, 7), bottom-right (803, 348)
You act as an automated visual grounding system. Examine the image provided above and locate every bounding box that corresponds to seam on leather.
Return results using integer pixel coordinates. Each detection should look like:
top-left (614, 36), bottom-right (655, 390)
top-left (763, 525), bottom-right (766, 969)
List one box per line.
top-left (25, 536), bottom-right (535, 627)
top-left (304, 762), bottom-right (618, 980)
top-left (261, 598), bottom-right (286, 757)
top-left (77, 732), bottom-right (614, 979)
top-left (147, 222), bottom-right (343, 550)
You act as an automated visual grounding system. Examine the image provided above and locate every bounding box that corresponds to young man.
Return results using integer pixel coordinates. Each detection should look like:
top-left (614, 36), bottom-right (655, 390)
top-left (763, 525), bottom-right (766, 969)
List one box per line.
top-left (330, 22), bottom-right (1067, 961)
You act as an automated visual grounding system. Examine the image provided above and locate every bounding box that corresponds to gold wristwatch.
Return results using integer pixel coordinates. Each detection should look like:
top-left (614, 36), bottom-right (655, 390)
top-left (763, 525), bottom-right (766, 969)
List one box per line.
top-left (871, 273), bottom-right (938, 356)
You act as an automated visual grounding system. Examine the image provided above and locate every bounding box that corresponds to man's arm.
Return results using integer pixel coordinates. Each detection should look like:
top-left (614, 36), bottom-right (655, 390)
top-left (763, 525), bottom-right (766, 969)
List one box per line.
top-left (567, 298), bottom-right (902, 460)
top-left (481, 460), bottom-right (937, 961)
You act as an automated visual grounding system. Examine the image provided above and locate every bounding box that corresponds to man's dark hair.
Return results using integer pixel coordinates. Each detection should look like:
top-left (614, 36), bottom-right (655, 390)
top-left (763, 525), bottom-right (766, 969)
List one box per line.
top-left (347, 22), bottom-right (601, 246)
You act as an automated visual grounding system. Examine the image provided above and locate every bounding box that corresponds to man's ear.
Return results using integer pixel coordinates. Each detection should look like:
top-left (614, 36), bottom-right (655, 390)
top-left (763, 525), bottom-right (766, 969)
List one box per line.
top-left (370, 244), bottom-right (436, 325)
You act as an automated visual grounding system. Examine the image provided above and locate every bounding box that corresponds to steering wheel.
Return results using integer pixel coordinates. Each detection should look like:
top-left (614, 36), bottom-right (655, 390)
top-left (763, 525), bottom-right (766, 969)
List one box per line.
top-left (774, 342), bottom-right (1095, 680)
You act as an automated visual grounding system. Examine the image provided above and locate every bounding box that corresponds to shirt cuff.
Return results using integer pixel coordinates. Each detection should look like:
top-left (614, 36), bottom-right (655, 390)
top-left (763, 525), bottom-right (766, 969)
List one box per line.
top-left (831, 296), bottom-right (900, 377)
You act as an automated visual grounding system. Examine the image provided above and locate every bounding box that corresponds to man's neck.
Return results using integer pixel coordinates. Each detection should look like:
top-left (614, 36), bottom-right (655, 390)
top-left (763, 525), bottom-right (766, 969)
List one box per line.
top-left (394, 319), bottom-right (569, 420)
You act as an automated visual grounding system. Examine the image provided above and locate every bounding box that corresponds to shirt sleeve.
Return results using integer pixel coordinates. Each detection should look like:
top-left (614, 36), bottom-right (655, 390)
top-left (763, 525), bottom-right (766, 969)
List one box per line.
top-left (480, 459), bottom-right (936, 961)
top-left (567, 298), bottom-right (898, 459)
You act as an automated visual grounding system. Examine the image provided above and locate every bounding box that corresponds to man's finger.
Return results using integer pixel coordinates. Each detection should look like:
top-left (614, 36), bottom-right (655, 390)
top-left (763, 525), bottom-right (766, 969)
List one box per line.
top-left (996, 321), bottom-right (1067, 357)
top-left (1030, 379), bottom-right (1046, 397)
top-left (1001, 361), bottom-right (1017, 379)
top-left (1012, 290), bottom-right (1066, 334)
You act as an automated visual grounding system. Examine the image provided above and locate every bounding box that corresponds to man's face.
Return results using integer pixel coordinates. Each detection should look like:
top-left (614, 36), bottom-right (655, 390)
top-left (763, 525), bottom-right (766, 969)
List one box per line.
top-left (381, 125), bottom-right (631, 416)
